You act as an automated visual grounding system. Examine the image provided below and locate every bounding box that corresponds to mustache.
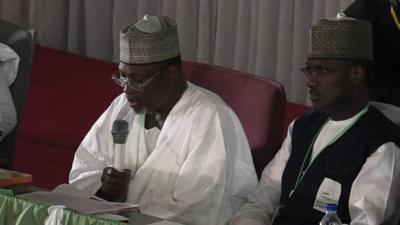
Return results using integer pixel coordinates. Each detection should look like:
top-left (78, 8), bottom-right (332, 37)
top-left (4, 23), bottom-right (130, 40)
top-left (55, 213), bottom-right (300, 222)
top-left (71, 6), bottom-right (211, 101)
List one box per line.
top-left (309, 89), bottom-right (318, 95)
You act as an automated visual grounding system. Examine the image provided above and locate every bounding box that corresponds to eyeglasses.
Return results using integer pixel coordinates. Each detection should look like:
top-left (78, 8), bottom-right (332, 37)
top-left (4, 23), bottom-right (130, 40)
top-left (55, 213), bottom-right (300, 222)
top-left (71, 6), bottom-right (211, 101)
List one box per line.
top-left (111, 65), bottom-right (169, 91)
top-left (300, 66), bottom-right (350, 77)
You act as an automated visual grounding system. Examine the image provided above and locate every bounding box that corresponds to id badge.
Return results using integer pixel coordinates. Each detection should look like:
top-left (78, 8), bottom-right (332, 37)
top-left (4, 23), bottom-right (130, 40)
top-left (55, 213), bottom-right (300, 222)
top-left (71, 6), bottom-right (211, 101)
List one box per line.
top-left (313, 177), bottom-right (341, 213)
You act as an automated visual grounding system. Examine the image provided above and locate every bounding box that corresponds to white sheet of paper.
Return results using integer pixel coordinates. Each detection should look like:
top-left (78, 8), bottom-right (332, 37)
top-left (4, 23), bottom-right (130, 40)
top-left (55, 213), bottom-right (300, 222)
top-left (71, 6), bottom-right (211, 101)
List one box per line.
top-left (18, 184), bottom-right (139, 215)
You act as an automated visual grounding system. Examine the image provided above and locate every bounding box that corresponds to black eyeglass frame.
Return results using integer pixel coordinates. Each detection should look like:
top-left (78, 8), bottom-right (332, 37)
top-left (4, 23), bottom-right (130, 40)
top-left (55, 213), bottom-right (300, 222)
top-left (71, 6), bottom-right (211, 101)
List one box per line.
top-left (111, 64), bottom-right (171, 91)
top-left (300, 66), bottom-right (352, 77)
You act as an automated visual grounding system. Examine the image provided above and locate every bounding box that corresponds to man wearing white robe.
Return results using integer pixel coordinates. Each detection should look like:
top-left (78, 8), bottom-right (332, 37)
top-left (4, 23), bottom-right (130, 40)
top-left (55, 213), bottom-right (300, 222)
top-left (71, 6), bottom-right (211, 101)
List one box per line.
top-left (69, 15), bottom-right (258, 225)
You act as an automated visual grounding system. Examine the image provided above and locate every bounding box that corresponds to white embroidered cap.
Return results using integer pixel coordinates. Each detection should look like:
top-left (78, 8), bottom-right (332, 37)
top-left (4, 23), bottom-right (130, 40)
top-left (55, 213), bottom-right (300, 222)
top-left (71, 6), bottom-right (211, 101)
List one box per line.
top-left (120, 15), bottom-right (180, 64)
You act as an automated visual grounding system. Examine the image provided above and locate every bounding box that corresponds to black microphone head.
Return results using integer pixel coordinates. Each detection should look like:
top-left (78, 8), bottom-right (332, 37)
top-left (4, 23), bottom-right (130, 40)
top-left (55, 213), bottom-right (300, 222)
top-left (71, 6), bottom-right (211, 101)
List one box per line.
top-left (112, 119), bottom-right (129, 144)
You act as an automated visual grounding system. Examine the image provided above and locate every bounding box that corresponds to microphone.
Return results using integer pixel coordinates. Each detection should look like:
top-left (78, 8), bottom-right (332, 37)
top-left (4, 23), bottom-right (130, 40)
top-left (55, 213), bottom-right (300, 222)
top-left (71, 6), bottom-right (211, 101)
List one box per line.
top-left (112, 119), bottom-right (129, 144)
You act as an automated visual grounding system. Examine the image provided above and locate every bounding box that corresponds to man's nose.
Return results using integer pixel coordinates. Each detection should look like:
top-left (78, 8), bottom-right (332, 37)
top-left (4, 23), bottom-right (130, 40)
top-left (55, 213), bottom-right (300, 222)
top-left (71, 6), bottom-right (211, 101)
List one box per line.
top-left (123, 84), bottom-right (140, 93)
top-left (304, 74), bottom-right (318, 87)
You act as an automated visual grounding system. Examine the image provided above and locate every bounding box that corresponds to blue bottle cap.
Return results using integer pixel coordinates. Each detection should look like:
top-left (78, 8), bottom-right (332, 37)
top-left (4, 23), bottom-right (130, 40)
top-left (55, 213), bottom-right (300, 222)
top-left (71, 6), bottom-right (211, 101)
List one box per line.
top-left (325, 203), bottom-right (338, 211)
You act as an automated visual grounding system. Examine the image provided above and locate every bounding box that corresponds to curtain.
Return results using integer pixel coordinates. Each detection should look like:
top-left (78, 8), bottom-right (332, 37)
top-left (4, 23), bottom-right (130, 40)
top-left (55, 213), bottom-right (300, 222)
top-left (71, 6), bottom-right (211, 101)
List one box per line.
top-left (0, 0), bottom-right (355, 104)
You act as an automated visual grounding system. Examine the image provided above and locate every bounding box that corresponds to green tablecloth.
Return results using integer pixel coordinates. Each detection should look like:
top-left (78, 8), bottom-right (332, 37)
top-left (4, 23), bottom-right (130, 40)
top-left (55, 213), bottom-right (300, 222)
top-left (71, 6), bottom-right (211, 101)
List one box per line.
top-left (0, 189), bottom-right (126, 225)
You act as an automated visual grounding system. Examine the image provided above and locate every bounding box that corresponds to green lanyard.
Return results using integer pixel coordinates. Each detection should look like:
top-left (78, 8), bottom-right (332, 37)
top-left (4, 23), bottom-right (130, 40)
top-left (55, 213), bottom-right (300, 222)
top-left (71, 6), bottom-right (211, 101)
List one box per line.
top-left (391, 6), bottom-right (400, 31)
top-left (288, 108), bottom-right (368, 198)
top-left (135, 114), bottom-right (145, 173)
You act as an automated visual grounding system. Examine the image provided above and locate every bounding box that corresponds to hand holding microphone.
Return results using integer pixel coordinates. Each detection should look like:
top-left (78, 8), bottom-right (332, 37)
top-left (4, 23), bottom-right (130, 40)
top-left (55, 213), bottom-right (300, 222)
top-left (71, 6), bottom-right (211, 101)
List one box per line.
top-left (97, 167), bottom-right (131, 202)
top-left (96, 119), bottom-right (131, 202)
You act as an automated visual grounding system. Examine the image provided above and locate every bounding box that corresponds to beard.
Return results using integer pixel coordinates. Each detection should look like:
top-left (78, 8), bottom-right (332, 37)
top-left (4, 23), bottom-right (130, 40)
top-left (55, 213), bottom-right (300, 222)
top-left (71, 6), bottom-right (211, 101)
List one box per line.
top-left (132, 105), bottom-right (147, 115)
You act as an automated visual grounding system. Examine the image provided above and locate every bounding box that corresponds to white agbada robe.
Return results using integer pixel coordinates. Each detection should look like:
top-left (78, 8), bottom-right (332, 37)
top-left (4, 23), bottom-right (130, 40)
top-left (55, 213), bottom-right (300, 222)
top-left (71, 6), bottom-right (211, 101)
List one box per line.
top-left (0, 43), bottom-right (19, 142)
top-left (230, 105), bottom-right (400, 225)
top-left (69, 82), bottom-right (259, 225)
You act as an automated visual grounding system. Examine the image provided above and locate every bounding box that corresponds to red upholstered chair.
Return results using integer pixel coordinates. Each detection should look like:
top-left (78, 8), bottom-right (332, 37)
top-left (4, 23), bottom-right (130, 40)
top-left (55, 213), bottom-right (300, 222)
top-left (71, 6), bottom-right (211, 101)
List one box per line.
top-left (283, 102), bottom-right (311, 136)
top-left (183, 62), bottom-right (286, 176)
top-left (14, 46), bottom-right (121, 188)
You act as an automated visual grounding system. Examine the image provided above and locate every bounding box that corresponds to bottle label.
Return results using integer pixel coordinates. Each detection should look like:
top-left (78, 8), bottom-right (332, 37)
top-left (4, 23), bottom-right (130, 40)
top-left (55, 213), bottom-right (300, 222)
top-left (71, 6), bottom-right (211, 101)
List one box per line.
top-left (313, 177), bottom-right (342, 213)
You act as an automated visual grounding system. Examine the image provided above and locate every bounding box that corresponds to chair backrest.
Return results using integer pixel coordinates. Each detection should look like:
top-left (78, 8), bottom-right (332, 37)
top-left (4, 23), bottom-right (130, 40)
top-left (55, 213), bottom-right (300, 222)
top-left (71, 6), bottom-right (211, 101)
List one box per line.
top-left (183, 61), bottom-right (286, 176)
top-left (0, 20), bottom-right (34, 168)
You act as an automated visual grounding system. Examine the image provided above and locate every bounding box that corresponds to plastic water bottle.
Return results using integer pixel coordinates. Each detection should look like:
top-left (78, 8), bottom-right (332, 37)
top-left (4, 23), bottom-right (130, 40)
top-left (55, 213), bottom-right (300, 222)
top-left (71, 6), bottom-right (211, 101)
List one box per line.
top-left (319, 203), bottom-right (342, 225)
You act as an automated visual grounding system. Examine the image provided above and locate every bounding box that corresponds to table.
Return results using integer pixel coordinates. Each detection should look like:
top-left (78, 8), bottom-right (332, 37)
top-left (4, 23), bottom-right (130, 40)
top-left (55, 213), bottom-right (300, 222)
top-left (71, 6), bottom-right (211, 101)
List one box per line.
top-left (3, 184), bottom-right (179, 225)
top-left (0, 169), bottom-right (32, 187)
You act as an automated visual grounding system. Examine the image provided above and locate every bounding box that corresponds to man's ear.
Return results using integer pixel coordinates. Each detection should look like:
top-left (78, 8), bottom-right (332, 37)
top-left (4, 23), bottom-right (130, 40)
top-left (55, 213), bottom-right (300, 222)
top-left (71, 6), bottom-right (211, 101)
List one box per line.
top-left (350, 66), bottom-right (366, 85)
top-left (165, 65), bottom-right (178, 81)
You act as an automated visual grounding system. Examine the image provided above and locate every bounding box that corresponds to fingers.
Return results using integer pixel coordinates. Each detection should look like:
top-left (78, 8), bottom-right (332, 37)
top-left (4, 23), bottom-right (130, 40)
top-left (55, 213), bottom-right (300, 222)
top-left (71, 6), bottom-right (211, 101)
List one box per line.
top-left (100, 181), bottom-right (129, 194)
top-left (122, 169), bottom-right (131, 176)
top-left (102, 167), bottom-right (130, 181)
top-left (101, 175), bottom-right (128, 186)
top-left (104, 167), bottom-right (131, 178)
top-left (98, 167), bottom-right (132, 202)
